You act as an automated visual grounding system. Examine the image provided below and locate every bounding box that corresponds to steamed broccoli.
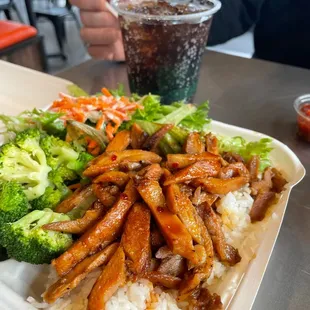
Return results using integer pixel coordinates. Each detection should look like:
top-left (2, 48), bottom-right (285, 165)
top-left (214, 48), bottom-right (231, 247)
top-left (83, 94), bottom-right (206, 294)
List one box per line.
top-left (0, 128), bottom-right (51, 200)
top-left (0, 181), bottom-right (30, 225)
top-left (40, 134), bottom-right (79, 169)
top-left (0, 209), bottom-right (73, 264)
top-left (30, 186), bottom-right (70, 211)
top-left (67, 152), bottom-right (94, 176)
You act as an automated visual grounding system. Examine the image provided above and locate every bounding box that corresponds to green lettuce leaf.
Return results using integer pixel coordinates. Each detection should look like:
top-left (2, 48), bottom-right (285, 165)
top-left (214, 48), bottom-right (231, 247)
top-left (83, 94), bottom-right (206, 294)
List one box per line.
top-left (217, 136), bottom-right (273, 171)
top-left (67, 84), bottom-right (89, 97)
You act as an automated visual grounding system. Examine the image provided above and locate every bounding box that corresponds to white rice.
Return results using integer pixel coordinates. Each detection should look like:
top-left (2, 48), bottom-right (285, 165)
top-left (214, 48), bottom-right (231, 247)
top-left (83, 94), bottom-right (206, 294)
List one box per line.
top-left (28, 185), bottom-right (255, 310)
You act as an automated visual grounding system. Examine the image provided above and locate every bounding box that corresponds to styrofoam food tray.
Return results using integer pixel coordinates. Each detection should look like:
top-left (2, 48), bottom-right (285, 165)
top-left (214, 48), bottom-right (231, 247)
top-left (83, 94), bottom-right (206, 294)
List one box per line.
top-left (0, 61), bottom-right (305, 310)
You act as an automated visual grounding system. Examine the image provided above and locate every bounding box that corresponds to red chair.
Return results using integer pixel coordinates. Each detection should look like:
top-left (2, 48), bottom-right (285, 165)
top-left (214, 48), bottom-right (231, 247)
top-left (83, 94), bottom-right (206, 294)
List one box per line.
top-left (0, 20), bottom-right (47, 72)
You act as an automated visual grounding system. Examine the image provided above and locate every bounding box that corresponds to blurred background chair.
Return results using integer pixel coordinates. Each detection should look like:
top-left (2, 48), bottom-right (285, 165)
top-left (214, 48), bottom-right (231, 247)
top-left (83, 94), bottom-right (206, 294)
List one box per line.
top-left (0, 20), bottom-right (47, 72)
top-left (32, 0), bottom-right (81, 60)
top-left (0, 0), bottom-right (24, 22)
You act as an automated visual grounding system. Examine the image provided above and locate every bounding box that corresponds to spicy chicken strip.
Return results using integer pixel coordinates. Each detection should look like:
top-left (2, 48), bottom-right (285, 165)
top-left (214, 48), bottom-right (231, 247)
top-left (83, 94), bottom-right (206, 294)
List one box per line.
top-left (93, 171), bottom-right (130, 188)
top-left (55, 185), bottom-right (95, 214)
top-left (143, 271), bottom-right (181, 289)
top-left (88, 246), bottom-right (127, 310)
top-left (205, 133), bottom-right (219, 155)
top-left (166, 183), bottom-right (204, 244)
top-left (135, 179), bottom-right (197, 263)
top-left (130, 123), bottom-right (148, 149)
top-left (84, 150), bottom-right (162, 177)
top-left (164, 160), bottom-right (221, 186)
top-left (203, 203), bottom-right (241, 266)
top-left (105, 130), bottom-right (131, 152)
top-left (183, 132), bottom-right (205, 155)
top-left (43, 201), bottom-right (107, 234)
top-left (52, 180), bottom-right (138, 276)
top-left (166, 152), bottom-right (220, 170)
top-left (43, 243), bottom-right (119, 304)
top-left (179, 212), bottom-right (214, 297)
top-left (250, 191), bottom-right (276, 222)
top-left (142, 124), bottom-right (173, 152)
top-left (193, 176), bottom-right (249, 195)
top-left (122, 203), bottom-right (151, 274)
top-left (92, 184), bottom-right (120, 208)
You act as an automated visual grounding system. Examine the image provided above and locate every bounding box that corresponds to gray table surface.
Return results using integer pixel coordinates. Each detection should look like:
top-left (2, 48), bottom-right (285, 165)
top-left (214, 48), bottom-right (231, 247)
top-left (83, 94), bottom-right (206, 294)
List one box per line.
top-left (58, 50), bottom-right (310, 310)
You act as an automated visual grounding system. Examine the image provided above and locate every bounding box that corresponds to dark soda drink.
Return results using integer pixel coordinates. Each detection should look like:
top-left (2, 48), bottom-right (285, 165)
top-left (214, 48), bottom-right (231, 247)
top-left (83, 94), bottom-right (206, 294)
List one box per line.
top-left (112, 0), bottom-right (221, 104)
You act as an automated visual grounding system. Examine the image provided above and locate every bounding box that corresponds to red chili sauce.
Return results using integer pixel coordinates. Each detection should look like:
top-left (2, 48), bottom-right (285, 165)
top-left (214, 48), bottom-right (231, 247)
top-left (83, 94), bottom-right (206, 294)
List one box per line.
top-left (297, 103), bottom-right (310, 142)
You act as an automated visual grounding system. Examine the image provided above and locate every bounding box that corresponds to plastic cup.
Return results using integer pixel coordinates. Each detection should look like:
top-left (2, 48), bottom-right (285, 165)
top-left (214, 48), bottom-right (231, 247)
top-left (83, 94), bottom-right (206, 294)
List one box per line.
top-left (294, 94), bottom-right (310, 142)
top-left (111, 0), bottom-right (222, 104)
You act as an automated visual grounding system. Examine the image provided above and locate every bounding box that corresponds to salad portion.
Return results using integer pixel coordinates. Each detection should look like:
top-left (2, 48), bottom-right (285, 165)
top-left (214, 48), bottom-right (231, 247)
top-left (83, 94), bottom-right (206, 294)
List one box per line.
top-left (0, 85), bottom-right (287, 310)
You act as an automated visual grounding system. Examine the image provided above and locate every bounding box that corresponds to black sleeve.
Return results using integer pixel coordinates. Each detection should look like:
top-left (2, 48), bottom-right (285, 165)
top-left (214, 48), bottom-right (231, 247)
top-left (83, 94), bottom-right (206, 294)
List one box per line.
top-left (207, 0), bottom-right (265, 46)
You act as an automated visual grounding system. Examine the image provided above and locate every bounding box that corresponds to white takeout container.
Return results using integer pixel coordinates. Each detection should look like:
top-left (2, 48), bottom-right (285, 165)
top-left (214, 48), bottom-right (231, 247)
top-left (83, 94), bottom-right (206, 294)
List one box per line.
top-left (0, 61), bottom-right (305, 310)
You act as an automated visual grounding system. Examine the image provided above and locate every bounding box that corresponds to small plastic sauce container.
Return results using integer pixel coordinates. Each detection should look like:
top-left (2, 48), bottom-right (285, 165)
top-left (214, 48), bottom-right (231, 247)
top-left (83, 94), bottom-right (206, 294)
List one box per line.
top-left (294, 94), bottom-right (310, 142)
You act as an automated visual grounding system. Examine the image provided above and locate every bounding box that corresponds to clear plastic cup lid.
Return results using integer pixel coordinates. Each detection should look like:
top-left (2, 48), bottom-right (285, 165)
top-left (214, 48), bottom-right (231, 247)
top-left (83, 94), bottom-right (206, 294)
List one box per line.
top-left (111, 0), bottom-right (222, 21)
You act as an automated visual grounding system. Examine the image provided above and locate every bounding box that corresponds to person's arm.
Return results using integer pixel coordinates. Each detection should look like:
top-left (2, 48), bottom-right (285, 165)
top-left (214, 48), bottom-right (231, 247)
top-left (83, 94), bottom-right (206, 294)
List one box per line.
top-left (207, 0), bottom-right (265, 46)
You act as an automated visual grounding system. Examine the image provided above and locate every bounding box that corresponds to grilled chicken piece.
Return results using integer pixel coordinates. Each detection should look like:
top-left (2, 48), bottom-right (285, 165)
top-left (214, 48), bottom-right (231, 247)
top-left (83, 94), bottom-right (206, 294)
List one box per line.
top-left (250, 191), bottom-right (276, 222)
top-left (192, 187), bottom-right (218, 207)
top-left (143, 271), bottom-right (181, 289)
top-left (193, 176), bottom-right (249, 195)
top-left (247, 155), bottom-right (260, 181)
top-left (157, 254), bottom-right (186, 277)
top-left (55, 185), bottom-right (95, 214)
top-left (271, 168), bottom-right (287, 193)
top-left (203, 203), bottom-right (241, 266)
top-left (122, 203), bottom-right (151, 274)
top-left (105, 130), bottom-right (131, 152)
top-left (88, 246), bottom-right (127, 310)
top-left (52, 180), bottom-right (138, 276)
top-left (135, 163), bottom-right (163, 182)
top-left (205, 133), bottom-right (219, 155)
top-left (151, 228), bottom-right (165, 251)
top-left (93, 171), bottom-right (130, 188)
top-left (183, 132), bottom-right (205, 154)
top-left (131, 123), bottom-right (148, 149)
top-left (136, 179), bottom-right (197, 263)
top-left (166, 152), bottom-right (220, 170)
top-left (179, 184), bottom-right (195, 198)
top-left (142, 124), bottom-right (174, 152)
top-left (92, 184), bottom-right (120, 208)
top-left (222, 152), bottom-right (245, 164)
top-left (43, 243), bottom-right (118, 304)
top-left (189, 287), bottom-right (223, 310)
top-left (43, 201), bottom-right (107, 234)
top-left (166, 183), bottom-right (204, 244)
top-left (250, 167), bottom-right (274, 195)
top-left (164, 161), bottom-right (221, 186)
top-left (179, 203), bottom-right (215, 297)
top-left (84, 150), bottom-right (162, 177)
top-left (219, 162), bottom-right (250, 180)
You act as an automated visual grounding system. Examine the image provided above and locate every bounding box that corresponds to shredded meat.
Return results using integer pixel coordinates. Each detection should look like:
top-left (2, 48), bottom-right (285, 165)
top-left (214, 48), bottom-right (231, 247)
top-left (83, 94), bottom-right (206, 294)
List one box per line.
top-left (222, 152), bottom-right (244, 164)
top-left (189, 287), bottom-right (223, 310)
top-left (250, 191), bottom-right (276, 222)
top-left (203, 203), bottom-right (241, 266)
top-left (183, 132), bottom-right (205, 154)
top-left (205, 133), bottom-right (219, 155)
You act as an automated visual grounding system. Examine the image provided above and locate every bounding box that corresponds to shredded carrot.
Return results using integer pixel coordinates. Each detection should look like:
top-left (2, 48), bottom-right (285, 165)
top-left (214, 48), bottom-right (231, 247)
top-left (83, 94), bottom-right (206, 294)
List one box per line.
top-left (50, 89), bottom-right (143, 145)
top-left (96, 115), bottom-right (106, 130)
top-left (88, 139), bottom-right (98, 149)
top-left (101, 88), bottom-right (112, 97)
top-left (90, 146), bottom-right (100, 156)
top-left (68, 183), bottom-right (81, 190)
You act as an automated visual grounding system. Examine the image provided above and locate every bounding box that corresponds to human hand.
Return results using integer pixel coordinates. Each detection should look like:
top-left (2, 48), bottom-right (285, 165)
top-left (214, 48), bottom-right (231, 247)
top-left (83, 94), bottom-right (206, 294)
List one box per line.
top-left (70, 0), bottom-right (125, 61)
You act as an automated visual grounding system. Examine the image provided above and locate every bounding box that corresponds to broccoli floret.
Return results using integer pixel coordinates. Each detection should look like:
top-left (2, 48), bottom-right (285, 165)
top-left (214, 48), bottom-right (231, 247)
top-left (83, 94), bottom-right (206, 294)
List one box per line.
top-left (40, 135), bottom-right (79, 169)
top-left (0, 181), bottom-right (30, 225)
top-left (67, 152), bottom-right (94, 175)
top-left (0, 129), bottom-right (51, 200)
top-left (30, 186), bottom-right (70, 211)
top-left (0, 209), bottom-right (73, 264)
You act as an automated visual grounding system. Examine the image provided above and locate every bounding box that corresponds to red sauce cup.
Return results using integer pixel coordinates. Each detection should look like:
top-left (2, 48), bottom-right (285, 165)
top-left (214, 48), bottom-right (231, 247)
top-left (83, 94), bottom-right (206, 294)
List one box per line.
top-left (294, 94), bottom-right (310, 142)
